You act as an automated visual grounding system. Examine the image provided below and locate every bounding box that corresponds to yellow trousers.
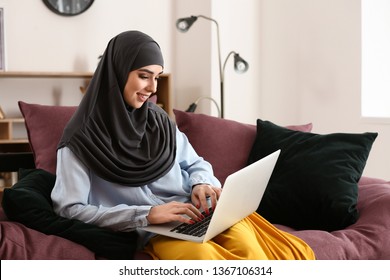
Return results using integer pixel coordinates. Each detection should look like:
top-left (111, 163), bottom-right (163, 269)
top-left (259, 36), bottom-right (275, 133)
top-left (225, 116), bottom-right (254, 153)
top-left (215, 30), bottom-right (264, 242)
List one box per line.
top-left (143, 212), bottom-right (315, 260)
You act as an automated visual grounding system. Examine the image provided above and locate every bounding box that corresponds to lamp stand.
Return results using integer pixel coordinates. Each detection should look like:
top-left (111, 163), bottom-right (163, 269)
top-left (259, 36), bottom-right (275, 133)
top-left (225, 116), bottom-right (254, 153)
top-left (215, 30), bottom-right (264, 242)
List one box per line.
top-left (196, 16), bottom-right (224, 118)
top-left (220, 80), bottom-right (224, 118)
top-left (177, 15), bottom-right (249, 119)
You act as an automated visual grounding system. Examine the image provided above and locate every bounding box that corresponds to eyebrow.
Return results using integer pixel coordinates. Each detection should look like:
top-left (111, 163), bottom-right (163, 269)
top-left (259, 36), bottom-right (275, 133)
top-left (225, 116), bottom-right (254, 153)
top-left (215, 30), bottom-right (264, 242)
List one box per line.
top-left (138, 68), bottom-right (164, 75)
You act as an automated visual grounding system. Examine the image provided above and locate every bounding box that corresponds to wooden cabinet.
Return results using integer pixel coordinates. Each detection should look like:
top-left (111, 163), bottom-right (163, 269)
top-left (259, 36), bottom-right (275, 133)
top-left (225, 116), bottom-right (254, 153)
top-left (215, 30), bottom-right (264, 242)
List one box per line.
top-left (0, 118), bottom-right (25, 142)
top-left (0, 118), bottom-right (30, 189)
top-left (0, 118), bottom-right (30, 153)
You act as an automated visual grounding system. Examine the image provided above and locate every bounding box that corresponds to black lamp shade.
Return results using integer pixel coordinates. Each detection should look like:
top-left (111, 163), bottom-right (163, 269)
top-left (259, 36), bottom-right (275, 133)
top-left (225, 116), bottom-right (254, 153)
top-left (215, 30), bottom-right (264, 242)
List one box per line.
top-left (234, 53), bottom-right (249, 73)
top-left (176, 16), bottom-right (198, 32)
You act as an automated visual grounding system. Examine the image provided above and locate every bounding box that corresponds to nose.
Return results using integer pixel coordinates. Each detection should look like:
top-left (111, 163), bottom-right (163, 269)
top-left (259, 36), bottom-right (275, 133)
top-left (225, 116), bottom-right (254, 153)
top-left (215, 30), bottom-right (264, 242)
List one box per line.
top-left (146, 79), bottom-right (158, 94)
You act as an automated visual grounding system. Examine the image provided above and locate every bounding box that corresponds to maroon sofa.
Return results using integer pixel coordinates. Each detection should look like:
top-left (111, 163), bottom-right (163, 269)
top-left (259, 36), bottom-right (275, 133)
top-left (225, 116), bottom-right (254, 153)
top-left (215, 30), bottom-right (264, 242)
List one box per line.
top-left (1, 102), bottom-right (390, 260)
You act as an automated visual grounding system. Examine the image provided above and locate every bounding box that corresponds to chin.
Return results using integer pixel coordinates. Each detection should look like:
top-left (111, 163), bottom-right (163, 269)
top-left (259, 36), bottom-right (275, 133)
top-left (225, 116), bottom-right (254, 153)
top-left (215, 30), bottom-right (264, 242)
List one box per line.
top-left (134, 102), bottom-right (146, 109)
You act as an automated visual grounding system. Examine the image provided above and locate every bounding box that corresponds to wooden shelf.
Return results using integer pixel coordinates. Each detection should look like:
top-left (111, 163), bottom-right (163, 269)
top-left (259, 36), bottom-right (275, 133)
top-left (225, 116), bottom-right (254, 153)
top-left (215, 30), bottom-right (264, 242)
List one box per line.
top-left (0, 71), bottom-right (172, 115)
top-left (0, 71), bottom-right (93, 78)
top-left (0, 139), bottom-right (29, 144)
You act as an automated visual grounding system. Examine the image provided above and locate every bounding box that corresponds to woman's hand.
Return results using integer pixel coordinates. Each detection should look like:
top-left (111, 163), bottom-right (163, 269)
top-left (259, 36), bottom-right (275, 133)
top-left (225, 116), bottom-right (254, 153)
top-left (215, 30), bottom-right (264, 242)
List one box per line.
top-left (146, 201), bottom-right (203, 225)
top-left (191, 184), bottom-right (222, 215)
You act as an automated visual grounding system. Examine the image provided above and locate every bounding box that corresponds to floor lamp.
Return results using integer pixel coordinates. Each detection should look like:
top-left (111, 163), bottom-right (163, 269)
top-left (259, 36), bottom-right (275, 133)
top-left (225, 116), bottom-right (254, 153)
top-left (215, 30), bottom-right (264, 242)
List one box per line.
top-left (176, 15), bottom-right (249, 118)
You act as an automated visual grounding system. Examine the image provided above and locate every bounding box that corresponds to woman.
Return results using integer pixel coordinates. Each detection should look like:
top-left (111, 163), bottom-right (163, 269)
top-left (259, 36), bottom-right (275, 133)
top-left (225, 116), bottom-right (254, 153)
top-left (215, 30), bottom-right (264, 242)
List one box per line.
top-left (51, 30), bottom-right (315, 260)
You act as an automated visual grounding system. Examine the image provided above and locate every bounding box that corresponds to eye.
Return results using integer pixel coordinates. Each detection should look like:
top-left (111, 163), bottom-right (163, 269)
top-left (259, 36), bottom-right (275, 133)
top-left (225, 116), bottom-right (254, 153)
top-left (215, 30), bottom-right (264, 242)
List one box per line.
top-left (139, 74), bottom-right (149, 80)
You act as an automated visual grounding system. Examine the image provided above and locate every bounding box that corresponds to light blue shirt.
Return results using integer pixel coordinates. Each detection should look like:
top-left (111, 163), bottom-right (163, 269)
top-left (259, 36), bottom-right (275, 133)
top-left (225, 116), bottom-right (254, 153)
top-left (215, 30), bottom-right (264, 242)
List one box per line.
top-left (51, 127), bottom-right (221, 241)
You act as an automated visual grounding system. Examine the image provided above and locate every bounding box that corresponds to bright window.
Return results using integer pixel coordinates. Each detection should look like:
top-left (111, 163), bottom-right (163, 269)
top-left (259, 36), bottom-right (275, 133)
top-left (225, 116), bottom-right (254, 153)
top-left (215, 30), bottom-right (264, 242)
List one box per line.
top-left (361, 0), bottom-right (390, 118)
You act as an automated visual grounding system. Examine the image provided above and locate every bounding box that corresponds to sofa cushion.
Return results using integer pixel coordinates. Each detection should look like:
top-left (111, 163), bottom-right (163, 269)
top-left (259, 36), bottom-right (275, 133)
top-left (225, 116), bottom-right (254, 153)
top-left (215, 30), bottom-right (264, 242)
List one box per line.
top-left (2, 168), bottom-right (139, 260)
top-left (275, 179), bottom-right (390, 260)
top-left (19, 102), bottom-right (77, 174)
top-left (247, 119), bottom-right (378, 231)
top-left (174, 109), bottom-right (312, 184)
top-left (0, 209), bottom-right (96, 260)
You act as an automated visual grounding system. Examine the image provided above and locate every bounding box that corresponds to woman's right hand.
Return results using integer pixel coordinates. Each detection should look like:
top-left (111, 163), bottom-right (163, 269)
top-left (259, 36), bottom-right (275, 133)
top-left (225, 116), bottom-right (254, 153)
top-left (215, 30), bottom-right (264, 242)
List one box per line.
top-left (146, 201), bottom-right (204, 225)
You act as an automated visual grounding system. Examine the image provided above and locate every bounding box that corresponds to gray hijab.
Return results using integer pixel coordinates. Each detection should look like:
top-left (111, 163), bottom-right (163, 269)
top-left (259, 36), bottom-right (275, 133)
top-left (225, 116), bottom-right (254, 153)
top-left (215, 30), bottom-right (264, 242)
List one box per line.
top-left (58, 31), bottom-right (176, 186)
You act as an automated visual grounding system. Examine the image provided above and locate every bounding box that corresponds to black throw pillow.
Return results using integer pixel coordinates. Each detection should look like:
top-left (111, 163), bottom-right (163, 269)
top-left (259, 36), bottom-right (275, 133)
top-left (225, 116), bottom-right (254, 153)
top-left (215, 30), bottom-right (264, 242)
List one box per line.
top-left (2, 169), bottom-right (139, 260)
top-left (247, 119), bottom-right (378, 231)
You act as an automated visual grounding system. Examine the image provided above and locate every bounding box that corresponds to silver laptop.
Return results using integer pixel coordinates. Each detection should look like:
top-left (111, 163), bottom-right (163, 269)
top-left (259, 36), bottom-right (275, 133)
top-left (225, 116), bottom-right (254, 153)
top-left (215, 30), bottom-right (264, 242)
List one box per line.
top-left (142, 149), bottom-right (280, 243)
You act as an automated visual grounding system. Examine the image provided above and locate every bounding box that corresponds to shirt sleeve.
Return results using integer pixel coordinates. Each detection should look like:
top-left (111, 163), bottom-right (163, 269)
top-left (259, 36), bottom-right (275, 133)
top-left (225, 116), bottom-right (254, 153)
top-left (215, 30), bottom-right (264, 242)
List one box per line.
top-left (175, 127), bottom-right (221, 188)
top-left (51, 147), bottom-right (152, 232)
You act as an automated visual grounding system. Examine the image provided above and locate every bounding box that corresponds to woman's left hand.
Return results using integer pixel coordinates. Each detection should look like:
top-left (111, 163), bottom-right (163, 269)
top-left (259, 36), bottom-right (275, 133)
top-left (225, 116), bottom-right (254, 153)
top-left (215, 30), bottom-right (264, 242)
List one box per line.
top-left (191, 184), bottom-right (222, 215)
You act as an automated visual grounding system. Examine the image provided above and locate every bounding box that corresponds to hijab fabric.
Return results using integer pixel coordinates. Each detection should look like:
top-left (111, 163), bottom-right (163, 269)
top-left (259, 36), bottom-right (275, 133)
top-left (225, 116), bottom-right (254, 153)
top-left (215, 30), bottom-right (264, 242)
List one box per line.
top-left (58, 31), bottom-right (176, 186)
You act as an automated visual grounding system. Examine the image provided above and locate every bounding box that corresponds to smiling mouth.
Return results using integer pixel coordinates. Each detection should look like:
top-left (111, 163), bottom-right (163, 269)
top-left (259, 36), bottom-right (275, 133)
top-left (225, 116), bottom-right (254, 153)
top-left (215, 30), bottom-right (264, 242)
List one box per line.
top-left (137, 93), bottom-right (150, 102)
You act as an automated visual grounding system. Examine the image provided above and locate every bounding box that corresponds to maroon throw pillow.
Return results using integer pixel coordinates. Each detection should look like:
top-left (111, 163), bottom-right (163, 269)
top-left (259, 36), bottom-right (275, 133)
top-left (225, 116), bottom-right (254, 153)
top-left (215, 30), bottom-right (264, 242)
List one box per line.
top-left (19, 102), bottom-right (77, 174)
top-left (0, 219), bottom-right (96, 260)
top-left (174, 109), bottom-right (312, 184)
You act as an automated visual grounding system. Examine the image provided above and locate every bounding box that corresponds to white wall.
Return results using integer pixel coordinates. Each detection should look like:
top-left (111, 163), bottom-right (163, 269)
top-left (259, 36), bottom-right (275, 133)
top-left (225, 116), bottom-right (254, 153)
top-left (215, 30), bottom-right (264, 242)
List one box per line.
top-left (259, 0), bottom-right (390, 180)
top-left (172, 0), bottom-right (213, 115)
top-left (0, 0), bottom-right (388, 180)
top-left (212, 0), bottom-right (262, 122)
top-left (0, 0), bottom-right (174, 116)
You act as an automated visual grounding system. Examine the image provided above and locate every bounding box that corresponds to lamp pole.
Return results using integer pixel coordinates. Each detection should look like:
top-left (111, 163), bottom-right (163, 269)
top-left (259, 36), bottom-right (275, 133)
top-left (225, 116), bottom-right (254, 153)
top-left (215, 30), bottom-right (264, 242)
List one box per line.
top-left (196, 16), bottom-right (224, 118)
top-left (176, 15), bottom-right (249, 119)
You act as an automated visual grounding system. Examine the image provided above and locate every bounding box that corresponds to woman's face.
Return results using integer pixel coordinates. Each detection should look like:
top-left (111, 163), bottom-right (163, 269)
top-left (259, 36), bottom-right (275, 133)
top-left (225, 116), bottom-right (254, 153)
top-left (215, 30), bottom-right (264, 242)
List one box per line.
top-left (123, 64), bottom-right (163, 109)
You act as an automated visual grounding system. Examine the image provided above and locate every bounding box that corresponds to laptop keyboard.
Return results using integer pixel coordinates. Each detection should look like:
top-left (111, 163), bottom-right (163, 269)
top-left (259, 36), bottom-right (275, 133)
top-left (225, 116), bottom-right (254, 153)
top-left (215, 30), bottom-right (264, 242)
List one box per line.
top-left (170, 208), bottom-right (213, 237)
